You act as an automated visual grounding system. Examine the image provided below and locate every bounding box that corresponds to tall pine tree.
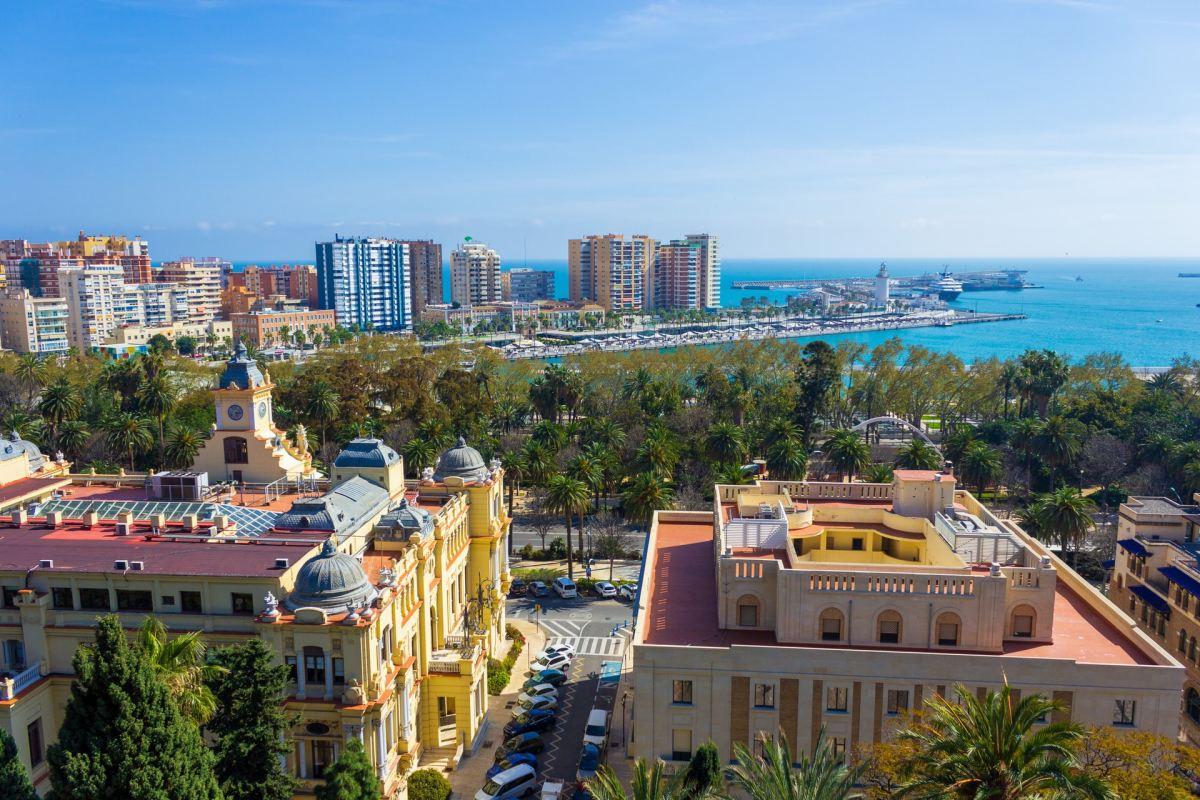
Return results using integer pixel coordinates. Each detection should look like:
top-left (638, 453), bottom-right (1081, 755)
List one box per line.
top-left (205, 639), bottom-right (297, 800)
top-left (314, 738), bottom-right (380, 800)
top-left (0, 727), bottom-right (38, 800)
top-left (46, 615), bottom-right (222, 800)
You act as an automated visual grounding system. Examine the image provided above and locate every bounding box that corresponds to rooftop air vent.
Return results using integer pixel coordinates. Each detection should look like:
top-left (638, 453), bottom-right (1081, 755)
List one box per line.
top-left (114, 522), bottom-right (131, 537)
top-left (114, 559), bottom-right (129, 571)
top-left (130, 561), bottom-right (144, 571)
top-left (274, 557), bottom-right (290, 569)
top-left (38, 559), bottom-right (53, 569)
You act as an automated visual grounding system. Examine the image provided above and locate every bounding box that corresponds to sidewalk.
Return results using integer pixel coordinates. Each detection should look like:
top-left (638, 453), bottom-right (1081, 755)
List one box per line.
top-left (448, 619), bottom-right (547, 799)
top-left (604, 631), bottom-right (637, 789)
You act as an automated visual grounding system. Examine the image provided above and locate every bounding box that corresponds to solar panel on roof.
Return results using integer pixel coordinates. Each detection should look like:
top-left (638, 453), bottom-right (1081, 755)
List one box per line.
top-left (33, 499), bottom-right (280, 537)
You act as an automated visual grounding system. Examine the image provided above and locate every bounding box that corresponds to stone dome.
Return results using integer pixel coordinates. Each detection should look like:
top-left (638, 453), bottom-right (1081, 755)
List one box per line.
top-left (284, 539), bottom-right (379, 613)
top-left (218, 340), bottom-right (265, 390)
top-left (333, 438), bottom-right (401, 469)
top-left (432, 436), bottom-right (490, 483)
top-left (1, 431), bottom-right (45, 470)
top-left (380, 498), bottom-right (434, 539)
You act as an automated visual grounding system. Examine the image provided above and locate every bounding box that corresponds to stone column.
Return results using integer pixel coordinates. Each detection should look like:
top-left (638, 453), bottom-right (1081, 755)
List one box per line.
top-left (324, 649), bottom-right (334, 700)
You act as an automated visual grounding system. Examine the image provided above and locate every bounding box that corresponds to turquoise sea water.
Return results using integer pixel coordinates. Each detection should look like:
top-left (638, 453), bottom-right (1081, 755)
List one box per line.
top-left (511, 257), bottom-right (1200, 367)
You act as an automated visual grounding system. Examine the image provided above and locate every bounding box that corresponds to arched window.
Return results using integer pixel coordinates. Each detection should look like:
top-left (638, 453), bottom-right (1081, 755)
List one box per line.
top-left (935, 612), bottom-right (961, 646)
top-left (1187, 688), bottom-right (1200, 724)
top-left (1010, 605), bottom-right (1036, 639)
top-left (1190, 636), bottom-right (1197, 662)
top-left (1180, 628), bottom-right (1188, 654)
top-left (224, 436), bottom-right (248, 465)
top-left (736, 595), bottom-right (760, 627)
top-left (877, 610), bottom-right (902, 644)
top-left (819, 608), bottom-right (844, 642)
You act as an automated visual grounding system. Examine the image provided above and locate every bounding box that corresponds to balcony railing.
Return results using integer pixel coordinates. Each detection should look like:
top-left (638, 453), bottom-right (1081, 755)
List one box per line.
top-left (0, 661), bottom-right (43, 700)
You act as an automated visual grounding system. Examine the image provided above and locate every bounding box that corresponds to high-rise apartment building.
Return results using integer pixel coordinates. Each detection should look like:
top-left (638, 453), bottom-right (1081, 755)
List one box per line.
top-left (654, 240), bottom-right (702, 310)
top-left (240, 264), bottom-right (320, 308)
top-left (58, 232), bottom-right (153, 285)
top-left (403, 240), bottom-right (443, 315)
top-left (450, 242), bottom-right (503, 307)
top-left (502, 268), bottom-right (555, 302)
top-left (684, 233), bottom-right (720, 309)
top-left (0, 290), bottom-right (70, 354)
top-left (568, 234), bottom-right (655, 312)
top-left (59, 264), bottom-right (139, 350)
top-left (159, 258), bottom-right (223, 324)
top-left (315, 236), bottom-right (412, 331)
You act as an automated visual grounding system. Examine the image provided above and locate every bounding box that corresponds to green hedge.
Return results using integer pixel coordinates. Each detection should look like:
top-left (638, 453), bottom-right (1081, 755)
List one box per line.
top-left (407, 768), bottom-right (452, 800)
top-left (487, 623), bottom-right (526, 695)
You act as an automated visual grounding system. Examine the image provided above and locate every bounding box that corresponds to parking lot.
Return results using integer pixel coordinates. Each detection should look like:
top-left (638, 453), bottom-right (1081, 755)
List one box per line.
top-left (454, 590), bottom-right (635, 799)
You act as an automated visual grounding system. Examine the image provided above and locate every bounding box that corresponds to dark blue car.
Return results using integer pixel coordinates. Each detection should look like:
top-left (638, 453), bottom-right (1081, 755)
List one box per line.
top-left (486, 752), bottom-right (537, 780)
top-left (494, 732), bottom-right (544, 759)
top-left (503, 708), bottom-right (555, 738)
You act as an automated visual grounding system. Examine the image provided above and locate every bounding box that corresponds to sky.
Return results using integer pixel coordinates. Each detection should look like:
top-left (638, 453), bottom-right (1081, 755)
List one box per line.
top-left (2, 0), bottom-right (1199, 261)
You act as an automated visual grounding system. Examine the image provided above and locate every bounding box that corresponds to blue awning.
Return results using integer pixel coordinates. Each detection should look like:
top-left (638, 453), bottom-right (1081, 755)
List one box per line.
top-left (1101, 559), bottom-right (1115, 570)
top-left (1129, 584), bottom-right (1170, 614)
top-left (1160, 565), bottom-right (1200, 598)
top-left (1117, 539), bottom-right (1149, 557)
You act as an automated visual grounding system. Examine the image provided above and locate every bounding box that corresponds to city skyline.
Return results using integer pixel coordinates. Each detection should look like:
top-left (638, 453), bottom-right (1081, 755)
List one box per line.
top-left (3, 1), bottom-right (1199, 260)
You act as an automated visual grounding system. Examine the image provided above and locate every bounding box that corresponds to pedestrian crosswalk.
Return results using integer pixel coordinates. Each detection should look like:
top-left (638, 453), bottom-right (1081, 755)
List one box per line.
top-left (526, 618), bottom-right (632, 658)
top-left (559, 635), bottom-right (629, 657)
top-left (537, 619), bottom-right (586, 640)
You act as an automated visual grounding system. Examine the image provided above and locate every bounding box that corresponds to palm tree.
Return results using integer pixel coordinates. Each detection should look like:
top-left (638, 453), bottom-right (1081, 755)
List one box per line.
top-left (728, 730), bottom-right (863, 800)
top-left (568, 453), bottom-right (605, 517)
top-left (862, 462), bottom-right (894, 483)
top-left (766, 436), bottom-right (809, 481)
top-left (37, 377), bottom-right (82, 450)
top-left (714, 463), bottom-right (752, 486)
top-left (544, 474), bottom-right (590, 579)
top-left (637, 426), bottom-right (680, 478)
top-left (520, 440), bottom-right (555, 487)
top-left (403, 438), bottom-right (437, 477)
top-left (104, 412), bottom-right (153, 471)
top-left (14, 353), bottom-right (47, 405)
top-left (1008, 416), bottom-right (1043, 491)
top-left (897, 684), bottom-right (1112, 800)
top-left (164, 425), bottom-right (204, 469)
top-left (306, 380), bottom-right (340, 453)
top-left (136, 372), bottom-right (177, 465)
top-left (1034, 415), bottom-right (1082, 487)
top-left (894, 438), bottom-right (941, 471)
top-left (622, 472), bottom-right (674, 527)
top-left (1025, 487), bottom-right (1095, 556)
top-left (824, 429), bottom-right (870, 482)
top-left (705, 422), bottom-right (747, 466)
top-left (587, 758), bottom-right (689, 800)
top-left (137, 617), bottom-right (226, 725)
top-left (959, 441), bottom-right (1003, 496)
top-left (57, 419), bottom-right (90, 461)
top-left (500, 449), bottom-right (526, 519)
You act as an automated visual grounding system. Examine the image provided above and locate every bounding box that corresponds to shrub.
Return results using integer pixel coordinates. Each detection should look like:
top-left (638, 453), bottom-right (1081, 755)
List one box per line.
top-left (576, 578), bottom-right (598, 594)
top-left (505, 624), bottom-right (525, 644)
top-left (519, 543), bottom-right (536, 559)
top-left (547, 537), bottom-right (567, 559)
top-left (512, 567), bottom-right (565, 583)
top-left (407, 768), bottom-right (451, 800)
top-left (487, 666), bottom-right (510, 696)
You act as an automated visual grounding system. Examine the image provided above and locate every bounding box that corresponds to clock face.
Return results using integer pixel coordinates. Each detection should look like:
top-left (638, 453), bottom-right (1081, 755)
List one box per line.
top-left (227, 403), bottom-right (244, 421)
top-left (257, 402), bottom-right (267, 418)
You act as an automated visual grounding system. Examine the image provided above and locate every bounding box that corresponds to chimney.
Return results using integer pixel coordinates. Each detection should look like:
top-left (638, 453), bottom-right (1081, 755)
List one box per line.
top-left (45, 510), bottom-right (63, 528)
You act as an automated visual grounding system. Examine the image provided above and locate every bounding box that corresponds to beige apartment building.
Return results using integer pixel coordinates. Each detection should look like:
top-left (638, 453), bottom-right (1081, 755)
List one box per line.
top-left (630, 471), bottom-right (1183, 767)
top-left (0, 291), bottom-right (70, 354)
top-left (159, 257), bottom-right (222, 324)
top-left (568, 234), bottom-right (656, 312)
top-left (449, 243), bottom-right (502, 308)
top-left (1107, 494), bottom-right (1200, 743)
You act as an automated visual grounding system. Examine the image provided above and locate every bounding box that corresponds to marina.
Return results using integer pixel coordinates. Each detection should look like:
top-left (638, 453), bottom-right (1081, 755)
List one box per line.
top-left (731, 267), bottom-right (1040, 294)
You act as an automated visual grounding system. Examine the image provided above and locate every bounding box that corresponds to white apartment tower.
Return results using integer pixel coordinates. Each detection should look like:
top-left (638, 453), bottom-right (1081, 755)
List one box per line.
top-left (315, 237), bottom-right (412, 331)
top-left (450, 241), bottom-right (503, 307)
top-left (58, 264), bottom-right (138, 349)
top-left (685, 233), bottom-right (720, 310)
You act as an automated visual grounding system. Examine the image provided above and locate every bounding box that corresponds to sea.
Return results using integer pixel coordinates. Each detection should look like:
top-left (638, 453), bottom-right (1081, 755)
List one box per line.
top-left (501, 258), bottom-right (1200, 367)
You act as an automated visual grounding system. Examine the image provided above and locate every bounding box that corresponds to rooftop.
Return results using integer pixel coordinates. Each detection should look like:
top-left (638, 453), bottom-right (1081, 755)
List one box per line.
top-left (1123, 496), bottom-right (1200, 516)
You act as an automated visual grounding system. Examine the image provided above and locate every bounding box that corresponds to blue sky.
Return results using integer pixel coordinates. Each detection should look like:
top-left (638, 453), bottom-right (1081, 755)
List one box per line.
top-left (3, 0), bottom-right (1199, 260)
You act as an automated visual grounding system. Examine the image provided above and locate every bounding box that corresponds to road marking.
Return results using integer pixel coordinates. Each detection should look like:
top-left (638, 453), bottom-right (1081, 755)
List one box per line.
top-left (538, 620), bottom-right (586, 640)
top-left (564, 636), bottom-right (629, 657)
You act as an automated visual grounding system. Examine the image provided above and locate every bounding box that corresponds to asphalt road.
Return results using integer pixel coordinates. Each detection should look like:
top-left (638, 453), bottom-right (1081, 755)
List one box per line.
top-left (506, 594), bottom-right (634, 794)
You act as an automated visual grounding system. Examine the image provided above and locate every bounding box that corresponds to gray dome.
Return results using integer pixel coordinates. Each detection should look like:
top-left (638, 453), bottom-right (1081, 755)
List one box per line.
top-left (218, 341), bottom-right (265, 390)
top-left (433, 436), bottom-right (490, 483)
top-left (285, 539), bottom-right (379, 614)
top-left (334, 438), bottom-right (400, 469)
top-left (1, 431), bottom-right (45, 470)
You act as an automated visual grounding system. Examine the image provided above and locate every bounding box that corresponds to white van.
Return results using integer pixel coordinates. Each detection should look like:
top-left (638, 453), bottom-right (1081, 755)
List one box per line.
top-left (582, 708), bottom-right (609, 748)
top-left (476, 763), bottom-right (538, 800)
top-left (552, 577), bottom-right (577, 598)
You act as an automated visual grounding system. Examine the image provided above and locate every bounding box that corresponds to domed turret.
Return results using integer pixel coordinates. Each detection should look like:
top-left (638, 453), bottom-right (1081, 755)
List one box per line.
top-left (218, 340), bottom-right (265, 390)
top-left (333, 438), bottom-right (400, 469)
top-left (1, 431), bottom-right (45, 471)
top-left (432, 436), bottom-right (490, 483)
top-left (284, 539), bottom-right (378, 614)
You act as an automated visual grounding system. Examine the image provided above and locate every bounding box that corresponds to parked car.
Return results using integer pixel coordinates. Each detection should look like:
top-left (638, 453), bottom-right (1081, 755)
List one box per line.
top-left (520, 682), bottom-right (559, 700)
top-left (508, 578), bottom-right (527, 597)
top-left (575, 742), bottom-right (602, 787)
top-left (538, 643), bottom-right (576, 659)
top-left (529, 581), bottom-right (550, 597)
top-left (486, 753), bottom-right (537, 781)
top-left (495, 732), bottom-right (545, 759)
top-left (582, 709), bottom-right (609, 748)
top-left (504, 708), bottom-right (556, 737)
top-left (552, 576), bottom-right (577, 598)
top-left (523, 669), bottom-right (567, 689)
top-left (618, 583), bottom-right (638, 601)
top-left (529, 651), bottom-right (572, 673)
top-left (594, 581), bottom-right (617, 598)
top-left (476, 762), bottom-right (538, 800)
top-left (512, 694), bottom-right (559, 714)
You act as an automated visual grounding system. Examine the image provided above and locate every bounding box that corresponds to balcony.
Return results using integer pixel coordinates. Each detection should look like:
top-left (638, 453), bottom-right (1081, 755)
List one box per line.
top-left (428, 637), bottom-right (480, 675)
top-left (0, 661), bottom-right (43, 700)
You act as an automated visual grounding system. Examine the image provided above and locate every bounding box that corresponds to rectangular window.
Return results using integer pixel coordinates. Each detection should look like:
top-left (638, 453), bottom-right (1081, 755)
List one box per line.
top-left (831, 736), bottom-right (847, 763)
top-left (886, 689), bottom-right (909, 715)
top-left (671, 728), bottom-right (692, 762)
top-left (879, 619), bottom-right (900, 644)
top-left (1012, 614), bottom-right (1034, 638)
top-left (754, 683), bottom-right (775, 709)
top-left (180, 591), bottom-right (202, 613)
top-left (738, 603), bottom-right (758, 627)
top-left (27, 718), bottom-right (44, 767)
top-left (672, 680), bottom-right (693, 705)
top-left (116, 590), bottom-right (153, 611)
top-left (305, 650), bottom-right (327, 686)
top-left (309, 739), bottom-right (334, 778)
top-left (938, 622), bottom-right (959, 646)
top-left (333, 657), bottom-right (345, 687)
top-left (821, 616), bottom-right (842, 641)
top-left (161, 595), bottom-right (176, 607)
top-left (52, 587), bottom-right (74, 610)
top-left (826, 686), bottom-right (849, 712)
top-left (851, 537), bottom-right (864, 551)
top-left (4, 639), bottom-right (26, 669)
top-left (231, 593), bottom-right (253, 615)
top-left (1114, 699), bottom-right (1136, 726)
top-left (285, 654), bottom-right (298, 684)
top-left (79, 588), bottom-right (110, 610)
top-left (2, 587), bottom-right (18, 608)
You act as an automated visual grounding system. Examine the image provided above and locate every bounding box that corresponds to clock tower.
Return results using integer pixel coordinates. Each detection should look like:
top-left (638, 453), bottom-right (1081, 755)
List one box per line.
top-left (192, 341), bottom-right (317, 484)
